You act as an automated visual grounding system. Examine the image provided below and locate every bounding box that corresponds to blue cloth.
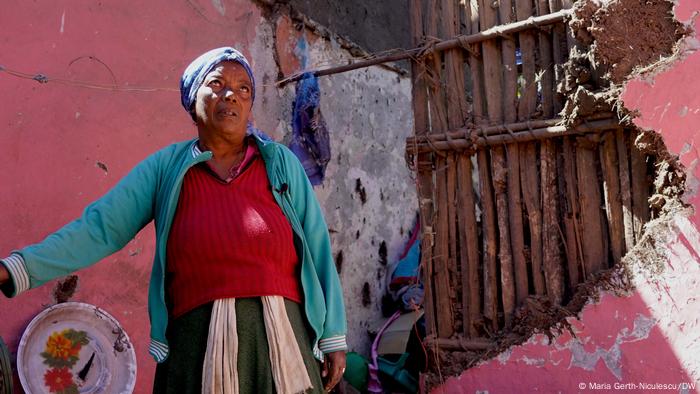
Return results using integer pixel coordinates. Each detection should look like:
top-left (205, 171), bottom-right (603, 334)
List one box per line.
top-left (289, 73), bottom-right (331, 186)
top-left (179, 47), bottom-right (255, 113)
top-left (391, 240), bottom-right (420, 281)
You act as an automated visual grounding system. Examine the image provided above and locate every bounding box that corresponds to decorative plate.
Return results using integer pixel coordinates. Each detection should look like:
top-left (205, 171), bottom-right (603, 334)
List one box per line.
top-left (17, 302), bottom-right (136, 394)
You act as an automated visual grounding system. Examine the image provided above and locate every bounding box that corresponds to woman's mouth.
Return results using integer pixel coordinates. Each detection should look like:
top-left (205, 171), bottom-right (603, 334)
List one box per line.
top-left (218, 109), bottom-right (238, 118)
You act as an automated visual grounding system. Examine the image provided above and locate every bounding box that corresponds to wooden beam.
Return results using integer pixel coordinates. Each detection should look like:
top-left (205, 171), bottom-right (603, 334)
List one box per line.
top-left (407, 119), bottom-right (620, 152)
top-left (541, 139), bottom-right (564, 304)
top-left (600, 131), bottom-right (625, 264)
top-left (277, 9), bottom-right (572, 85)
top-left (616, 128), bottom-right (635, 251)
top-left (630, 131), bottom-right (651, 241)
top-left (457, 154), bottom-right (481, 337)
top-left (576, 136), bottom-right (606, 277)
top-left (442, 0), bottom-right (470, 337)
top-left (424, 336), bottom-right (495, 350)
top-left (427, 0), bottom-right (454, 339)
top-left (409, 0), bottom-right (437, 338)
top-left (521, 144), bottom-right (546, 295)
top-left (479, 0), bottom-right (509, 330)
top-left (501, 0), bottom-right (527, 309)
top-left (562, 138), bottom-right (582, 288)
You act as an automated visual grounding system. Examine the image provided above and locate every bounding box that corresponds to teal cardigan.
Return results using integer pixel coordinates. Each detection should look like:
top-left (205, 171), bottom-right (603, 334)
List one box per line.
top-left (1, 134), bottom-right (347, 362)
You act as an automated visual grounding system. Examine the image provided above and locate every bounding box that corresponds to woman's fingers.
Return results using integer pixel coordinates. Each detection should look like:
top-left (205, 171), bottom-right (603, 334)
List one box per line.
top-left (323, 351), bottom-right (346, 392)
top-left (321, 358), bottom-right (328, 377)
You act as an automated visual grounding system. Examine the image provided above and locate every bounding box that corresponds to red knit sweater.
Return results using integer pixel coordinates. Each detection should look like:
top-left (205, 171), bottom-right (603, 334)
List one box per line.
top-left (165, 155), bottom-right (302, 318)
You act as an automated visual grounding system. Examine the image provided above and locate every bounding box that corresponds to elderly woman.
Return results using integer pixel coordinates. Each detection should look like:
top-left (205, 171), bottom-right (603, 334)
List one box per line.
top-left (0, 47), bottom-right (347, 393)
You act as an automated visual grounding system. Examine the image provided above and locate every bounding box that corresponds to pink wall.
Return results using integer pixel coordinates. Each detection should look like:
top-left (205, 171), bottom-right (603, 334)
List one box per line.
top-left (433, 1), bottom-right (700, 393)
top-left (0, 1), bottom-right (266, 392)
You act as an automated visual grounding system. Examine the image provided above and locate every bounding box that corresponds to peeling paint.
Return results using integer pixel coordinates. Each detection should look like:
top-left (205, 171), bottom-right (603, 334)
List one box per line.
top-left (496, 348), bottom-right (513, 365)
top-left (519, 356), bottom-right (545, 366)
top-left (211, 0), bottom-right (225, 16)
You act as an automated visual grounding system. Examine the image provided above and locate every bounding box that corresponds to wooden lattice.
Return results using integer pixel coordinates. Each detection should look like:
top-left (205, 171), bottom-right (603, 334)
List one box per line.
top-left (406, 0), bottom-right (653, 350)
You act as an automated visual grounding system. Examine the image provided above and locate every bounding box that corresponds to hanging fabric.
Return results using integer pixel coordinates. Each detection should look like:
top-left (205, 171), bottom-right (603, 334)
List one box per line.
top-left (289, 72), bottom-right (331, 186)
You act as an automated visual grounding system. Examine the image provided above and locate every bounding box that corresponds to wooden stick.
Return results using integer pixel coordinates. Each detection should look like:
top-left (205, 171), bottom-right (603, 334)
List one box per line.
top-left (549, 0), bottom-right (567, 114)
top-left (532, 16), bottom-right (559, 319)
top-left (516, 0), bottom-right (539, 120)
top-left (500, 0), bottom-right (527, 309)
top-left (576, 136), bottom-right (606, 277)
top-left (443, 0), bottom-right (470, 127)
top-left (442, 0), bottom-right (468, 336)
top-left (409, 0), bottom-right (437, 338)
top-left (468, 0), bottom-right (486, 124)
top-left (447, 153), bottom-right (459, 299)
top-left (434, 155), bottom-right (454, 339)
top-left (500, 0), bottom-right (518, 124)
top-left (515, 0), bottom-right (538, 302)
top-left (479, 150), bottom-right (499, 330)
top-left (277, 9), bottom-right (573, 86)
top-left (630, 131), bottom-right (650, 241)
top-left (424, 336), bottom-right (494, 350)
top-left (507, 144), bottom-right (528, 305)
top-left (521, 144), bottom-right (546, 295)
top-left (492, 147), bottom-right (516, 326)
top-left (466, 0), bottom-right (487, 332)
top-left (562, 138), bottom-right (582, 288)
top-left (479, 0), bottom-right (503, 125)
top-left (616, 128), bottom-right (635, 251)
top-left (408, 119), bottom-right (620, 152)
top-left (479, 0), bottom-right (511, 329)
top-left (457, 154), bottom-right (480, 337)
top-left (541, 139), bottom-right (564, 304)
top-left (407, 112), bottom-right (616, 144)
top-left (600, 131), bottom-right (625, 263)
top-left (537, 0), bottom-right (555, 118)
top-left (427, 0), bottom-right (454, 339)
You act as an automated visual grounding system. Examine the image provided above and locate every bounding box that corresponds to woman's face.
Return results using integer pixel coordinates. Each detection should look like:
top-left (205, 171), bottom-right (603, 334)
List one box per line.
top-left (193, 61), bottom-right (253, 139)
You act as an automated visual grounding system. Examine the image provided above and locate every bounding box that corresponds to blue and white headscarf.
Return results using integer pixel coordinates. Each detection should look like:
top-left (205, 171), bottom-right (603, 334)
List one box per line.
top-left (179, 47), bottom-right (256, 114)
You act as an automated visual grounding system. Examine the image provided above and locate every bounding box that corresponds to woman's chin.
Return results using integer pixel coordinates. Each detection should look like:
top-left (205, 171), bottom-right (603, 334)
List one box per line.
top-left (205, 124), bottom-right (247, 140)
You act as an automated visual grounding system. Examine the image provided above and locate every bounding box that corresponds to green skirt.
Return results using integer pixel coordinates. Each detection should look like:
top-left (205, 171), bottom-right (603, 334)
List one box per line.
top-left (152, 298), bottom-right (325, 394)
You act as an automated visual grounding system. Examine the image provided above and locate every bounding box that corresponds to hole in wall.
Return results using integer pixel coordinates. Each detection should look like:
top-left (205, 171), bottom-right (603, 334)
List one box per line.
top-left (422, 0), bottom-right (690, 383)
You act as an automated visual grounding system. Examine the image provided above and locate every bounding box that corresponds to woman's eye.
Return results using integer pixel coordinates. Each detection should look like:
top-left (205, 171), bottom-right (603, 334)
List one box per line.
top-left (209, 80), bottom-right (222, 88)
top-left (240, 86), bottom-right (250, 92)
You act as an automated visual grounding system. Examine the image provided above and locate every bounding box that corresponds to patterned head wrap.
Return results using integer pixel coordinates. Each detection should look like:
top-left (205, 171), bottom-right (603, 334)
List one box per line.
top-left (179, 47), bottom-right (255, 114)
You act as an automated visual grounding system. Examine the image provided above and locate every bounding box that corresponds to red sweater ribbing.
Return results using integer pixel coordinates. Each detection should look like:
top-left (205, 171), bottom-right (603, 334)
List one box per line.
top-left (166, 157), bottom-right (301, 318)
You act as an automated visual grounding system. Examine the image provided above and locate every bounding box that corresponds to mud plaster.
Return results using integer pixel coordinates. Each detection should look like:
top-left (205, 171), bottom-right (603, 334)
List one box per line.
top-left (53, 275), bottom-right (79, 304)
top-left (560, 0), bottom-right (686, 123)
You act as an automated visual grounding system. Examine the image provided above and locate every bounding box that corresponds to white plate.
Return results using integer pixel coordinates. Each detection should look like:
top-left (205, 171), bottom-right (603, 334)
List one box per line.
top-left (17, 302), bottom-right (136, 394)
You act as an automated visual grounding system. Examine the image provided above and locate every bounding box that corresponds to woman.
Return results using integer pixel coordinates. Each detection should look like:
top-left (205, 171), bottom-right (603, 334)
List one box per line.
top-left (0, 47), bottom-right (347, 393)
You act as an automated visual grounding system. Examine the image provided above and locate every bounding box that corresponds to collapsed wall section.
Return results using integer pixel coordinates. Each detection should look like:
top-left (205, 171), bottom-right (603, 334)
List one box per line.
top-left (429, 0), bottom-right (700, 390)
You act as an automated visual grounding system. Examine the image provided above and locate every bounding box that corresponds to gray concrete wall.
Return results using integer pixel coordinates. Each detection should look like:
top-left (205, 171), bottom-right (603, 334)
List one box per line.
top-left (288, 0), bottom-right (411, 54)
top-left (250, 11), bottom-right (417, 354)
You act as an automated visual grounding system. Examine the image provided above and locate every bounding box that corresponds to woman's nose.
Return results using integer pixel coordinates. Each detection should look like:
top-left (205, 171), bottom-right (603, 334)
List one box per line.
top-left (223, 88), bottom-right (237, 102)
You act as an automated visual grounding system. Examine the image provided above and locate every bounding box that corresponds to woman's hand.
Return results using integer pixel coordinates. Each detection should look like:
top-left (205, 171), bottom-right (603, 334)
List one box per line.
top-left (321, 350), bottom-right (346, 392)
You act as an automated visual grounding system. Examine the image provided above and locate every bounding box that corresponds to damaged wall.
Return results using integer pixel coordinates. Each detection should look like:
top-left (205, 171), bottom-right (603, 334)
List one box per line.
top-left (433, 0), bottom-right (700, 392)
top-left (0, 1), bottom-right (415, 392)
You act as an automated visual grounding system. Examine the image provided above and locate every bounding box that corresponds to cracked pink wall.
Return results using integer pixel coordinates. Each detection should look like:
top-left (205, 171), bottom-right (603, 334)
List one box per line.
top-left (0, 1), bottom-right (264, 393)
top-left (433, 2), bottom-right (700, 393)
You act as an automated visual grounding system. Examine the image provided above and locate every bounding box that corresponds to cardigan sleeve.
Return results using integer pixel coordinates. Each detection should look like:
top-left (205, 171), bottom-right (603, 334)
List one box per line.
top-left (1, 152), bottom-right (161, 295)
top-left (282, 147), bottom-right (348, 351)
